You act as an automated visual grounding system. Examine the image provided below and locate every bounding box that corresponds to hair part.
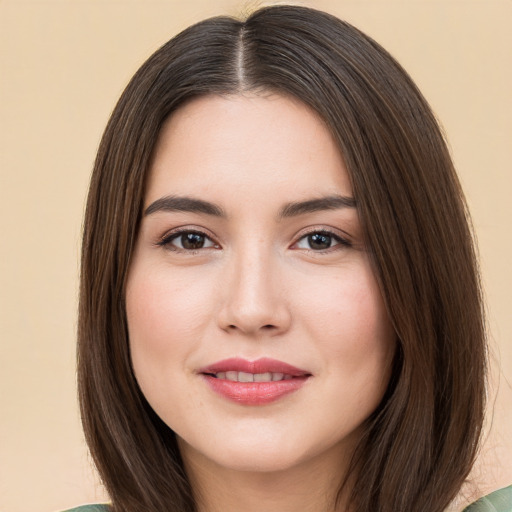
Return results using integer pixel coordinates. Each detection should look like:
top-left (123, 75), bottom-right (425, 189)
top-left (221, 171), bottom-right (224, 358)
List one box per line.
top-left (78, 5), bottom-right (486, 512)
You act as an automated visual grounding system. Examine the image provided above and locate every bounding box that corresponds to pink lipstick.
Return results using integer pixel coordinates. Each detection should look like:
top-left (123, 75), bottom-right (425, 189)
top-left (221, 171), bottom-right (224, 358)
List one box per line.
top-left (198, 357), bottom-right (311, 405)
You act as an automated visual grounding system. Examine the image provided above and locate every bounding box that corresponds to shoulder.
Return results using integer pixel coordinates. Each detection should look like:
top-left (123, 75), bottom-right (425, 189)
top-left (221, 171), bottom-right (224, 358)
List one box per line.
top-left (61, 505), bottom-right (110, 512)
top-left (463, 485), bottom-right (512, 511)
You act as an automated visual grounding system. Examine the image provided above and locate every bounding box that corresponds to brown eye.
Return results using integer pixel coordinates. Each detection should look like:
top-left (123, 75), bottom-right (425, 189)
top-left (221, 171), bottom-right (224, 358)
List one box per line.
top-left (307, 233), bottom-right (332, 250)
top-left (180, 232), bottom-right (206, 249)
top-left (158, 230), bottom-right (217, 251)
top-left (294, 230), bottom-right (351, 252)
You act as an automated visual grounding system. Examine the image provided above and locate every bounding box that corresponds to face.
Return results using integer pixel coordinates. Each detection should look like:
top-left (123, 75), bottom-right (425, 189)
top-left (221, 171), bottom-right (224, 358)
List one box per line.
top-left (126, 93), bottom-right (395, 478)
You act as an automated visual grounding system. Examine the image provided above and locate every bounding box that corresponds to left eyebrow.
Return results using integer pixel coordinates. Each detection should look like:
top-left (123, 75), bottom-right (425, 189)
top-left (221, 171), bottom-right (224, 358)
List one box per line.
top-left (278, 195), bottom-right (357, 218)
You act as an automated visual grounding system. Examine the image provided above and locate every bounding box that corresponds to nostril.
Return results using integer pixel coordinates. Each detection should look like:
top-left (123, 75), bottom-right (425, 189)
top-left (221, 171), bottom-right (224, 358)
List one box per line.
top-left (226, 323), bottom-right (276, 331)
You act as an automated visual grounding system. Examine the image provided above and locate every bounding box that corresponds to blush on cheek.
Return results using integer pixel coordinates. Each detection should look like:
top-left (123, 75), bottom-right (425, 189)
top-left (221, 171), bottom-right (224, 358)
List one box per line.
top-left (126, 273), bottom-right (199, 336)
top-left (316, 270), bottom-right (395, 375)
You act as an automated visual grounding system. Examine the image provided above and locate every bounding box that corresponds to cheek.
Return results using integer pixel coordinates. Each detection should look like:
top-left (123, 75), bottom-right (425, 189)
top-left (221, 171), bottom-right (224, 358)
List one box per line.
top-left (299, 265), bottom-right (395, 378)
top-left (344, 277), bottom-right (394, 358)
top-left (127, 265), bottom-right (208, 332)
top-left (125, 264), bottom-right (217, 415)
top-left (125, 265), bottom-right (216, 370)
top-left (327, 277), bottom-right (394, 417)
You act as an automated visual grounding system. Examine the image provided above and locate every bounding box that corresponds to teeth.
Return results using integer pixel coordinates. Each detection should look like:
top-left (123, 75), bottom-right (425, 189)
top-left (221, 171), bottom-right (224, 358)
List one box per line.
top-left (254, 372), bottom-right (272, 382)
top-left (214, 371), bottom-right (292, 382)
top-left (238, 371), bottom-right (254, 382)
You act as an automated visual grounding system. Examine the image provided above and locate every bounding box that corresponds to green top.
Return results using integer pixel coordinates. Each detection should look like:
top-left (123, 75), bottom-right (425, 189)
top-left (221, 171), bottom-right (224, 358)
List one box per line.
top-left (63, 485), bottom-right (512, 512)
top-left (463, 486), bottom-right (512, 511)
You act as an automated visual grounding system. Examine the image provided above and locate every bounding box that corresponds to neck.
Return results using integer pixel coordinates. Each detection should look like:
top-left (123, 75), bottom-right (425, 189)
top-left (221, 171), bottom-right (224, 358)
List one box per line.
top-left (180, 440), bottom-right (355, 512)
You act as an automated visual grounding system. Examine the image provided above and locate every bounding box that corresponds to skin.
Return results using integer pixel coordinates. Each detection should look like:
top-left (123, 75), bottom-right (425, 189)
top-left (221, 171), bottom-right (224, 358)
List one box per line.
top-left (125, 93), bottom-right (396, 512)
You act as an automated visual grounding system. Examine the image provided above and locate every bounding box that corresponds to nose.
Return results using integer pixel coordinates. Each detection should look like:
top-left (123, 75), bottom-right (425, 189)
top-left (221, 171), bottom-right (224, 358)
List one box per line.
top-left (216, 247), bottom-right (292, 337)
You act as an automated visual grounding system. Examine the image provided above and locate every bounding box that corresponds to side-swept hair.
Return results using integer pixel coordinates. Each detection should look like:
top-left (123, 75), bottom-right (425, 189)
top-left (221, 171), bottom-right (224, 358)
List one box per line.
top-left (78, 5), bottom-right (486, 512)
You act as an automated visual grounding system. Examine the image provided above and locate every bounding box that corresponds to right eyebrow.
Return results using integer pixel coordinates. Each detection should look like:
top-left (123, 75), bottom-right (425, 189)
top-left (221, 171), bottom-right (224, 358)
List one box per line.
top-left (144, 195), bottom-right (226, 217)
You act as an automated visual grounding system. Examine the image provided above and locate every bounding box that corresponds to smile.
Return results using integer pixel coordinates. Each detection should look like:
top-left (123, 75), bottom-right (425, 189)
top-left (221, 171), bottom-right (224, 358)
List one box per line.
top-left (198, 357), bottom-right (311, 405)
top-left (211, 371), bottom-right (293, 382)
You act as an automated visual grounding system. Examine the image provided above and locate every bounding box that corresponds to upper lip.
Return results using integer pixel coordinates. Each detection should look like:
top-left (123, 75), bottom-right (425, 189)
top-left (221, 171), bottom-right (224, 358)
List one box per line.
top-left (198, 357), bottom-right (311, 377)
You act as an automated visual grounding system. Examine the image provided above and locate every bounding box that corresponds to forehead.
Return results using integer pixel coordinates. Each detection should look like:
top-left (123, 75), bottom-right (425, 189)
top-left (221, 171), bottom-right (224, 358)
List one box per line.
top-left (145, 93), bottom-right (352, 208)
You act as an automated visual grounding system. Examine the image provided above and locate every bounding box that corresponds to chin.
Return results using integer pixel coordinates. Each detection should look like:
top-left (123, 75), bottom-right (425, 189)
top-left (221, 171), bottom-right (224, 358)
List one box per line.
top-left (223, 448), bottom-right (305, 473)
top-left (177, 426), bottom-right (352, 477)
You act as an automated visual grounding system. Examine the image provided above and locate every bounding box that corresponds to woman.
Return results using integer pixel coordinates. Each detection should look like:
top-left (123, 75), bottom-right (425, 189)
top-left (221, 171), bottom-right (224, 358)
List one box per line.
top-left (73, 5), bottom-right (510, 512)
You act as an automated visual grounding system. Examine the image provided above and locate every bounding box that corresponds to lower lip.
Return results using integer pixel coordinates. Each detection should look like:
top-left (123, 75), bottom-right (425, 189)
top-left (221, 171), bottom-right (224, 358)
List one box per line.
top-left (202, 375), bottom-right (309, 405)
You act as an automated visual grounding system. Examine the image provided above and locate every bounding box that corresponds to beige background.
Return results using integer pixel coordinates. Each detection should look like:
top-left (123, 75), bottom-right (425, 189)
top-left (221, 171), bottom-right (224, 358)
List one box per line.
top-left (1, 1), bottom-right (511, 511)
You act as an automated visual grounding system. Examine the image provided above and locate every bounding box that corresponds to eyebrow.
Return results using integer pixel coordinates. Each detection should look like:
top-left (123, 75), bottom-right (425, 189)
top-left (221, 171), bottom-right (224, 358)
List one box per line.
top-left (278, 195), bottom-right (357, 218)
top-left (145, 195), bottom-right (226, 217)
top-left (144, 194), bottom-right (356, 218)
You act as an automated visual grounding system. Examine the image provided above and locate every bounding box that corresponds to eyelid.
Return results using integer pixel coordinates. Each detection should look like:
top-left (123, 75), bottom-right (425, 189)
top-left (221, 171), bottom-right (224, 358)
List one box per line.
top-left (290, 226), bottom-right (352, 251)
top-left (153, 224), bottom-right (353, 254)
top-left (155, 226), bottom-right (220, 252)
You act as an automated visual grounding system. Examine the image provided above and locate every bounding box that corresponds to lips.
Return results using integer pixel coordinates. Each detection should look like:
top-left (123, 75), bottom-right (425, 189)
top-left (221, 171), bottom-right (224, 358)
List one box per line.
top-left (211, 371), bottom-right (292, 382)
top-left (198, 357), bottom-right (311, 405)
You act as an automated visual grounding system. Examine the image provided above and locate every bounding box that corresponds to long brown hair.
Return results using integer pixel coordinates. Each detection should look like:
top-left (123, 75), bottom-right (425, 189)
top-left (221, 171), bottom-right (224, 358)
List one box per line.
top-left (78, 5), bottom-right (486, 511)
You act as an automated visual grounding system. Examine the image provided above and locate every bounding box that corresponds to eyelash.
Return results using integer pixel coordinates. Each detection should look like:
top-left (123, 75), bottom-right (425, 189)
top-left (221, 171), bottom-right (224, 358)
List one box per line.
top-left (156, 229), bottom-right (218, 254)
top-left (293, 229), bottom-right (352, 252)
top-left (156, 228), bottom-right (352, 254)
